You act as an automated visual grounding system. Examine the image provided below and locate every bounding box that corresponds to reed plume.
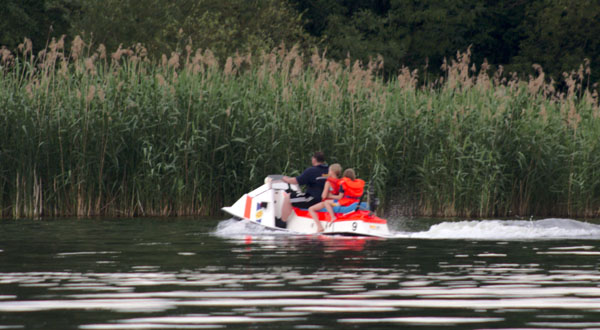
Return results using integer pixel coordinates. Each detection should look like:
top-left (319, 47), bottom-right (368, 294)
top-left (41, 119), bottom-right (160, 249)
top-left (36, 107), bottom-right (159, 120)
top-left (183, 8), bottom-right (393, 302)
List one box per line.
top-left (0, 36), bottom-right (599, 218)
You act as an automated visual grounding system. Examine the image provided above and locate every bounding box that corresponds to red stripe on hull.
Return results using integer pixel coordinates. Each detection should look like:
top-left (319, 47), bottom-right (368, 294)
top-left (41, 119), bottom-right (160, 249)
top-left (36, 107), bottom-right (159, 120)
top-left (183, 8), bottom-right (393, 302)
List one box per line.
top-left (244, 195), bottom-right (252, 219)
top-left (293, 208), bottom-right (386, 224)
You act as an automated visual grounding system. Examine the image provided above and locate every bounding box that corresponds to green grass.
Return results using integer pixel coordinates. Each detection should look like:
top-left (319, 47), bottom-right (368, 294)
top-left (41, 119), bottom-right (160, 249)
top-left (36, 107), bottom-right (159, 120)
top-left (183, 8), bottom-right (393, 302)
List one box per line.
top-left (1, 39), bottom-right (599, 218)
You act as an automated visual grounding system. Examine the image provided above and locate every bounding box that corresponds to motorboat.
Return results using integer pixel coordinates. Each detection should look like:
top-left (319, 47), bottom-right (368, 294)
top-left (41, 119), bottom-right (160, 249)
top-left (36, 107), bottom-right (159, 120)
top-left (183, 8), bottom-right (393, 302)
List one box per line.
top-left (221, 175), bottom-right (390, 237)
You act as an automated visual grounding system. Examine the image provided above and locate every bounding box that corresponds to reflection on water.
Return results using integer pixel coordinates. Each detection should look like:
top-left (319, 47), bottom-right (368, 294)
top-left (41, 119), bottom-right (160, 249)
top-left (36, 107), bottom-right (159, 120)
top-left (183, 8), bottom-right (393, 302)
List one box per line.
top-left (1, 217), bottom-right (600, 329)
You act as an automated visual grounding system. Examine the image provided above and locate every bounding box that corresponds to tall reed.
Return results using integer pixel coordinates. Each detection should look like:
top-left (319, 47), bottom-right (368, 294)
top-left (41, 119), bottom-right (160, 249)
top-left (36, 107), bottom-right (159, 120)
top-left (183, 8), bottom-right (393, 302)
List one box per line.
top-left (1, 38), bottom-right (599, 218)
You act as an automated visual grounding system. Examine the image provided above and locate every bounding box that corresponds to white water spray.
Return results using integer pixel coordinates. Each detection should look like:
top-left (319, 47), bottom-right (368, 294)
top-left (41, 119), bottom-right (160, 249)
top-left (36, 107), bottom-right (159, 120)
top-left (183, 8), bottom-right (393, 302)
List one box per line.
top-left (216, 218), bottom-right (600, 241)
top-left (393, 218), bottom-right (600, 240)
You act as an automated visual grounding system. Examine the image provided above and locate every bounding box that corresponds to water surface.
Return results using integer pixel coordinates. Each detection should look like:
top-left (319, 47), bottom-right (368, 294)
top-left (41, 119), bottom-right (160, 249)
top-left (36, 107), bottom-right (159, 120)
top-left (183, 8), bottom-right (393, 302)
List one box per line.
top-left (1, 217), bottom-right (600, 329)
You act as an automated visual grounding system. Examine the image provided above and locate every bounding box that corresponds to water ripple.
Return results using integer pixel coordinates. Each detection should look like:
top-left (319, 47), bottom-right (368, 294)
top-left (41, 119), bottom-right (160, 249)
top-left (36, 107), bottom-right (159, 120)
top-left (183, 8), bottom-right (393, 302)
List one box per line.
top-left (4, 217), bottom-right (600, 329)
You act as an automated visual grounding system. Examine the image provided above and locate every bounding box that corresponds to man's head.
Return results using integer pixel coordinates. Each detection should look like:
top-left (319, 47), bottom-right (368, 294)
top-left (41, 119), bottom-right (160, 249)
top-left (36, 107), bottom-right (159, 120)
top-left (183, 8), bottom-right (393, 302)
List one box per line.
top-left (311, 151), bottom-right (325, 166)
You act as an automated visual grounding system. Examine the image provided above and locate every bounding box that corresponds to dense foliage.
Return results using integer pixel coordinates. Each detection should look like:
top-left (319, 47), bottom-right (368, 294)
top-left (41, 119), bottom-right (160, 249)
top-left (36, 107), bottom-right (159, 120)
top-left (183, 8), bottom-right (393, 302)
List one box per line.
top-left (1, 39), bottom-right (599, 218)
top-left (2, 1), bottom-right (600, 218)
top-left (292, 0), bottom-right (600, 83)
top-left (1, 0), bottom-right (599, 84)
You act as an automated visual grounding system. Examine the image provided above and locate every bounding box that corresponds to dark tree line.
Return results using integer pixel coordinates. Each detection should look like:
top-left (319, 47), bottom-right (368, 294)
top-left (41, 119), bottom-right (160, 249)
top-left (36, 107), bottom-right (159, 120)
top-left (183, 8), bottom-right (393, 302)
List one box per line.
top-left (292, 0), bottom-right (600, 84)
top-left (2, 0), bottom-right (599, 84)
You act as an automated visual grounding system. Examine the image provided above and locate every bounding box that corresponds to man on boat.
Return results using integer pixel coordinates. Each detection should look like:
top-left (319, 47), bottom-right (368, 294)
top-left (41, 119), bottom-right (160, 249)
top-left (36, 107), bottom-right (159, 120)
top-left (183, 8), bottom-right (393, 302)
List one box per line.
top-left (277, 152), bottom-right (329, 227)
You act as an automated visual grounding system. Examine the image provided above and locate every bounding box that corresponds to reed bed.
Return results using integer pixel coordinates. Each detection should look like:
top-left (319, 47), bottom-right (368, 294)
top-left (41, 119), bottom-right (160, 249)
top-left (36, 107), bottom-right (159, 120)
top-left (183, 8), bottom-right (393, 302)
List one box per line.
top-left (1, 38), bottom-right (599, 218)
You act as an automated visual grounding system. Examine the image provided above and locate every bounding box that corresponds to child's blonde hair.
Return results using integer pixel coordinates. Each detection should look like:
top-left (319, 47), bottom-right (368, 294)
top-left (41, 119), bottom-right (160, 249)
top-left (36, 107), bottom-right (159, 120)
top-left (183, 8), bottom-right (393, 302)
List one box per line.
top-left (343, 168), bottom-right (356, 180)
top-left (329, 163), bottom-right (342, 177)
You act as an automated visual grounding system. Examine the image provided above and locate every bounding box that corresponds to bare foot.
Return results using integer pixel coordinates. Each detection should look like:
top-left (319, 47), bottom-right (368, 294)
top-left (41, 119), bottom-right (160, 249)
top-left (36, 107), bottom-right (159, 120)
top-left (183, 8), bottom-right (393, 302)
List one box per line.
top-left (316, 226), bottom-right (325, 233)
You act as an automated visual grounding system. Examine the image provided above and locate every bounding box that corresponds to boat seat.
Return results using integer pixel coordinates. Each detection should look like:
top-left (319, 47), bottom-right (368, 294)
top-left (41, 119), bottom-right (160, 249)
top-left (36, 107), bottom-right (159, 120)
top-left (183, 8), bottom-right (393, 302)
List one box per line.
top-left (318, 202), bottom-right (369, 213)
top-left (295, 202), bottom-right (369, 213)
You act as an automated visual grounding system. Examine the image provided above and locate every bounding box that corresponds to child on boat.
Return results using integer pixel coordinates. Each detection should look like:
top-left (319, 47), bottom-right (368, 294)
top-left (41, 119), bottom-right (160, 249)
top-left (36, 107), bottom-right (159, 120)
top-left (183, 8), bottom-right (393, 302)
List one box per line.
top-left (308, 163), bottom-right (342, 232)
top-left (330, 168), bottom-right (365, 213)
top-left (309, 167), bottom-right (365, 232)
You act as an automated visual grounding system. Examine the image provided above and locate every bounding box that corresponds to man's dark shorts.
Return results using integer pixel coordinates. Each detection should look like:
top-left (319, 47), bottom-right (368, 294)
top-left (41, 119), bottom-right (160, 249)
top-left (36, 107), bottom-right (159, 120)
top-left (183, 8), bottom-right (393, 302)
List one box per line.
top-left (289, 191), bottom-right (320, 209)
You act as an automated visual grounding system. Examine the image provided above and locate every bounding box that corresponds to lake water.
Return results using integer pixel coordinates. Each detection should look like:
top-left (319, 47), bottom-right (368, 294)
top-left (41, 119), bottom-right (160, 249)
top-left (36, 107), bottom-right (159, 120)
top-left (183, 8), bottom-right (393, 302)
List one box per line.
top-left (2, 217), bottom-right (600, 329)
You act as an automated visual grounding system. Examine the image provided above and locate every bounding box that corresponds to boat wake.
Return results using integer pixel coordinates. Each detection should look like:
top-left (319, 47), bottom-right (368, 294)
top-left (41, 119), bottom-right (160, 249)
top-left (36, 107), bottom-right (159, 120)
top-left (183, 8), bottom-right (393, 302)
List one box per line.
top-left (215, 218), bottom-right (600, 241)
top-left (214, 219), bottom-right (291, 238)
top-left (393, 218), bottom-right (600, 240)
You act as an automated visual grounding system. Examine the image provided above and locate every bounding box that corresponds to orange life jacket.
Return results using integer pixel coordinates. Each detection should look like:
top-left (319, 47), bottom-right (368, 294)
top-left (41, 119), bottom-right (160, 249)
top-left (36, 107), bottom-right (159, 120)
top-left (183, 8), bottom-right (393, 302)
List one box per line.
top-left (338, 178), bottom-right (365, 206)
top-left (327, 177), bottom-right (340, 195)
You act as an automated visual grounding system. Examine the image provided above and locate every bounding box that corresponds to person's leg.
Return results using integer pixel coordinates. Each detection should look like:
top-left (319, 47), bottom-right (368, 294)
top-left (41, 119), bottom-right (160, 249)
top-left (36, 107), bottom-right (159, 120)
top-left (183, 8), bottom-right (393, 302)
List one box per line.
top-left (308, 202), bottom-right (321, 221)
top-left (324, 200), bottom-right (337, 221)
top-left (308, 202), bottom-right (325, 232)
top-left (281, 192), bottom-right (292, 221)
top-left (283, 191), bottom-right (313, 222)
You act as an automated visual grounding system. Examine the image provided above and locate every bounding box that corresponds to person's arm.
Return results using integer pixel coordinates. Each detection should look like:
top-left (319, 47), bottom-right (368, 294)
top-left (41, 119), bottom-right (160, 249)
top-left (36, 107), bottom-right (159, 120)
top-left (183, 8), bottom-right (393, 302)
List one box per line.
top-left (321, 181), bottom-right (331, 200)
top-left (329, 185), bottom-right (344, 200)
top-left (329, 191), bottom-right (344, 200)
top-left (288, 167), bottom-right (311, 186)
top-left (282, 176), bottom-right (298, 185)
